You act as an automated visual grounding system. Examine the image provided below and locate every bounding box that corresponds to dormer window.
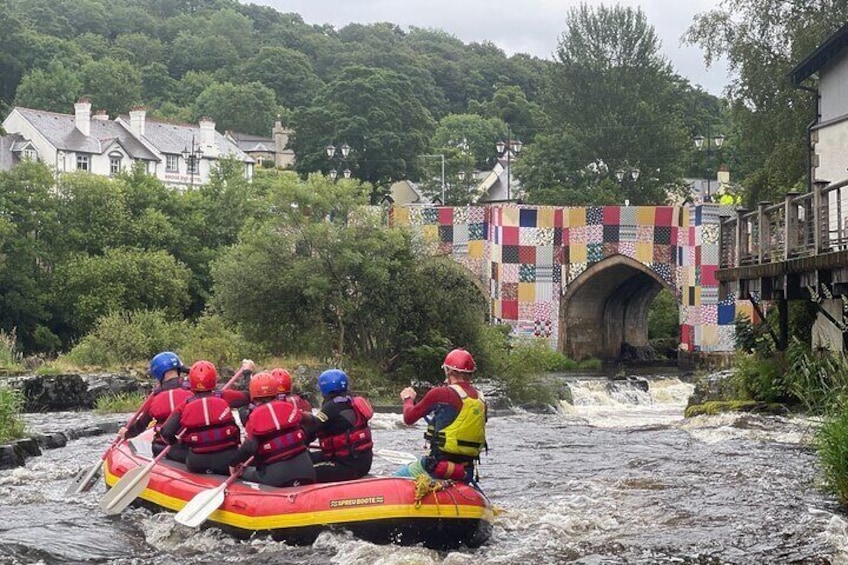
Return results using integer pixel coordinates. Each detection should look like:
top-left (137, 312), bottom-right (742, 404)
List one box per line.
top-left (109, 152), bottom-right (123, 176)
top-left (23, 148), bottom-right (37, 161)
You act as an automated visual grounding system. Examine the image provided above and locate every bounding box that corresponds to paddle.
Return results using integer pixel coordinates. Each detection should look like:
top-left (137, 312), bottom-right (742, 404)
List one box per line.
top-left (174, 456), bottom-right (254, 527)
top-left (373, 449), bottom-right (419, 465)
top-left (99, 430), bottom-right (184, 515)
top-left (66, 390), bottom-right (157, 496)
top-left (99, 366), bottom-right (247, 515)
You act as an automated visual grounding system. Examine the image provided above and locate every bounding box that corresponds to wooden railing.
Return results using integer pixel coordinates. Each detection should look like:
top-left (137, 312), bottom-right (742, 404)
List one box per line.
top-left (719, 179), bottom-right (848, 268)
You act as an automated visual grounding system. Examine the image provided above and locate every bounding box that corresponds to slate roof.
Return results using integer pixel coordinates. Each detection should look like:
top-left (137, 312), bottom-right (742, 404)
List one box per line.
top-left (14, 107), bottom-right (158, 160)
top-left (227, 132), bottom-right (277, 154)
top-left (789, 23), bottom-right (848, 85)
top-left (125, 118), bottom-right (254, 163)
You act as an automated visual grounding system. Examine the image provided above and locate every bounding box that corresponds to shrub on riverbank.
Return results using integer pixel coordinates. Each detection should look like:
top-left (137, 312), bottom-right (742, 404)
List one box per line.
top-left (0, 329), bottom-right (23, 373)
top-left (816, 407), bottom-right (848, 504)
top-left (95, 391), bottom-right (147, 414)
top-left (0, 388), bottom-right (26, 443)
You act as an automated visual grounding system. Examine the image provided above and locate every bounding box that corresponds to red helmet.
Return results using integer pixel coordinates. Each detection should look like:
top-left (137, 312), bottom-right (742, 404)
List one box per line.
top-left (188, 360), bottom-right (217, 392)
top-left (249, 372), bottom-right (277, 401)
top-left (442, 348), bottom-right (476, 373)
top-left (271, 368), bottom-right (292, 394)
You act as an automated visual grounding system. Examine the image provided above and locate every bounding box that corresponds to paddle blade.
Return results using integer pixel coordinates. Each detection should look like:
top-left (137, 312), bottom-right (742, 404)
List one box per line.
top-left (65, 460), bottom-right (103, 495)
top-left (99, 464), bottom-right (153, 515)
top-left (174, 485), bottom-right (226, 527)
top-left (374, 449), bottom-right (419, 465)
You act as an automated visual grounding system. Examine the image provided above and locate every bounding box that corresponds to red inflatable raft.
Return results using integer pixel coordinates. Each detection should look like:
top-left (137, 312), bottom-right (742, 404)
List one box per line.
top-left (103, 430), bottom-right (494, 548)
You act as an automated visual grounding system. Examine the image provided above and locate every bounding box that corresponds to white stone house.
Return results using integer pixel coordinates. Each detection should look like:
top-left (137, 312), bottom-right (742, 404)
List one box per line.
top-left (2, 100), bottom-right (254, 188)
top-left (2, 101), bottom-right (159, 177)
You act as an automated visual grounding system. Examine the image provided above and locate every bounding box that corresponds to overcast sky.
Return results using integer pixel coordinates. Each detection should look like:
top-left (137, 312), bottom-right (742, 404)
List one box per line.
top-left (255, 0), bottom-right (730, 95)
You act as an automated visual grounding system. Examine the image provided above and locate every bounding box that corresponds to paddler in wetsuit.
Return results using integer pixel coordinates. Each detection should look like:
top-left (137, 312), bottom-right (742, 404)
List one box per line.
top-left (396, 348), bottom-right (487, 482)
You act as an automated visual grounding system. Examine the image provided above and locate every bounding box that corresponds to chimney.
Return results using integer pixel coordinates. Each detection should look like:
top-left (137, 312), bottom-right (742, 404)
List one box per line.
top-left (273, 116), bottom-right (290, 168)
top-left (93, 109), bottom-right (109, 121)
top-left (74, 98), bottom-right (91, 136)
top-left (199, 117), bottom-right (217, 156)
top-left (129, 106), bottom-right (146, 137)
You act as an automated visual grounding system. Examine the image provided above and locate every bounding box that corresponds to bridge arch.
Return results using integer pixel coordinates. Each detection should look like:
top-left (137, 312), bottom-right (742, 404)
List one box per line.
top-left (559, 254), bottom-right (676, 360)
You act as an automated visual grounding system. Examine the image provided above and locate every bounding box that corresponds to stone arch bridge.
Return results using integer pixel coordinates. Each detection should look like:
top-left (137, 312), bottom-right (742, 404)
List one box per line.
top-left (391, 204), bottom-right (746, 360)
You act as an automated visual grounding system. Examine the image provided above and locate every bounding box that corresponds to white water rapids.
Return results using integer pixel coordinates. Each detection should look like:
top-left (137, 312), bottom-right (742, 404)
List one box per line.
top-left (2, 374), bottom-right (848, 564)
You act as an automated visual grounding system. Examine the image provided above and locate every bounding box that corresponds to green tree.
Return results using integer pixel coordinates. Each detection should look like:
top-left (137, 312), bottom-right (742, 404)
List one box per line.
top-left (53, 173), bottom-right (130, 256)
top-left (14, 60), bottom-right (83, 113)
top-left (686, 1), bottom-right (848, 202)
top-left (212, 172), bottom-right (487, 372)
top-left (51, 248), bottom-right (192, 336)
top-left (544, 4), bottom-right (689, 205)
top-left (193, 81), bottom-right (278, 135)
top-left (79, 57), bottom-right (142, 115)
top-left (291, 66), bottom-right (435, 202)
top-left (0, 162), bottom-right (60, 351)
top-left (241, 46), bottom-right (323, 110)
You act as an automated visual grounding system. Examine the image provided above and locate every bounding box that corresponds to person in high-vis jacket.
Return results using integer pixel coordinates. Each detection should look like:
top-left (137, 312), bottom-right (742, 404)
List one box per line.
top-left (229, 372), bottom-right (315, 487)
top-left (397, 348), bottom-right (487, 482)
top-left (159, 360), bottom-right (248, 474)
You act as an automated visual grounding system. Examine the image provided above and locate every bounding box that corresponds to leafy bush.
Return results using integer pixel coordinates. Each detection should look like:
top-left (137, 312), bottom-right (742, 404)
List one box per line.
top-left (179, 313), bottom-right (263, 369)
top-left (735, 313), bottom-right (774, 356)
top-left (816, 406), bottom-right (848, 504)
top-left (731, 352), bottom-right (786, 403)
top-left (648, 289), bottom-right (679, 339)
top-left (65, 309), bottom-right (187, 368)
top-left (0, 388), bottom-right (26, 442)
top-left (95, 391), bottom-right (147, 414)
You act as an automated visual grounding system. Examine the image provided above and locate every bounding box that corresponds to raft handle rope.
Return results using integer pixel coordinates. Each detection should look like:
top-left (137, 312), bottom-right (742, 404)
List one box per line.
top-left (413, 475), bottom-right (460, 516)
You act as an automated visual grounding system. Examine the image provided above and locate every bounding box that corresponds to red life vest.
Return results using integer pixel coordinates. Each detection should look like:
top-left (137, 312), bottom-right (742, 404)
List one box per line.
top-left (180, 395), bottom-right (240, 454)
top-left (318, 396), bottom-right (374, 459)
top-left (248, 399), bottom-right (307, 464)
top-left (149, 387), bottom-right (193, 431)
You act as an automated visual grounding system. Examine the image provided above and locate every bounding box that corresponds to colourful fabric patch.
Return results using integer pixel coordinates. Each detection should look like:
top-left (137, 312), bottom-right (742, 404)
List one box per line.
top-left (518, 282), bottom-right (536, 301)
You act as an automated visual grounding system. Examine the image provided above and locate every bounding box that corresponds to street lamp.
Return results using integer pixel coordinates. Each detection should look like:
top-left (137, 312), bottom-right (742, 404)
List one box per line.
top-left (495, 126), bottom-right (522, 201)
top-left (693, 128), bottom-right (725, 202)
top-left (420, 154), bottom-right (446, 204)
top-left (181, 136), bottom-right (204, 186)
top-left (325, 142), bottom-right (351, 181)
top-left (615, 168), bottom-right (640, 182)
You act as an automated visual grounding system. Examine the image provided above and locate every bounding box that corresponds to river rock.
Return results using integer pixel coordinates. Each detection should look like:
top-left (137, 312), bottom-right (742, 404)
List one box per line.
top-left (0, 438), bottom-right (41, 470)
top-left (0, 372), bottom-right (148, 412)
top-left (686, 370), bottom-right (737, 407)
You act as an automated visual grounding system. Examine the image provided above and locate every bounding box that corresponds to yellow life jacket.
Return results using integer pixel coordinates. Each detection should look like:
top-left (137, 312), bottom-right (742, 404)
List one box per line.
top-left (434, 384), bottom-right (487, 459)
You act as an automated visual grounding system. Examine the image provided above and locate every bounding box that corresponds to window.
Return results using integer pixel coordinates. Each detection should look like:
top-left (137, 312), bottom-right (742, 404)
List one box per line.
top-left (166, 154), bottom-right (178, 172)
top-left (110, 155), bottom-right (122, 176)
top-left (186, 156), bottom-right (199, 175)
top-left (76, 154), bottom-right (89, 171)
top-left (23, 148), bottom-right (37, 161)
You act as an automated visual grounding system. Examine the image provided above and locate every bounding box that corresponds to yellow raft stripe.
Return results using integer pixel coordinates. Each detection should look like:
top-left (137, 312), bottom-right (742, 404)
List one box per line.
top-left (104, 465), bottom-right (494, 530)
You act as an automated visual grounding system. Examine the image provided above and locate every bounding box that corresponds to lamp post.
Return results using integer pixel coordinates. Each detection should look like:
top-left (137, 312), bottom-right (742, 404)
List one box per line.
top-left (615, 168), bottom-right (641, 183)
top-left (325, 142), bottom-right (351, 181)
top-left (495, 126), bottom-right (522, 201)
top-left (420, 154), bottom-right (446, 204)
top-left (181, 136), bottom-right (204, 186)
top-left (693, 127), bottom-right (725, 202)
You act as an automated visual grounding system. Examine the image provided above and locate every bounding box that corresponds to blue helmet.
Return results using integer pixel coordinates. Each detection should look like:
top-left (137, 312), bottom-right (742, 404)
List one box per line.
top-left (318, 369), bottom-right (349, 396)
top-left (149, 351), bottom-right (184, 382)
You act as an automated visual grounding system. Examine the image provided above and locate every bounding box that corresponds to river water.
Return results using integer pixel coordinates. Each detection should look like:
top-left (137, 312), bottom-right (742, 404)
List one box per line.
top-left (2, 374), bottom-right (848, 564)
